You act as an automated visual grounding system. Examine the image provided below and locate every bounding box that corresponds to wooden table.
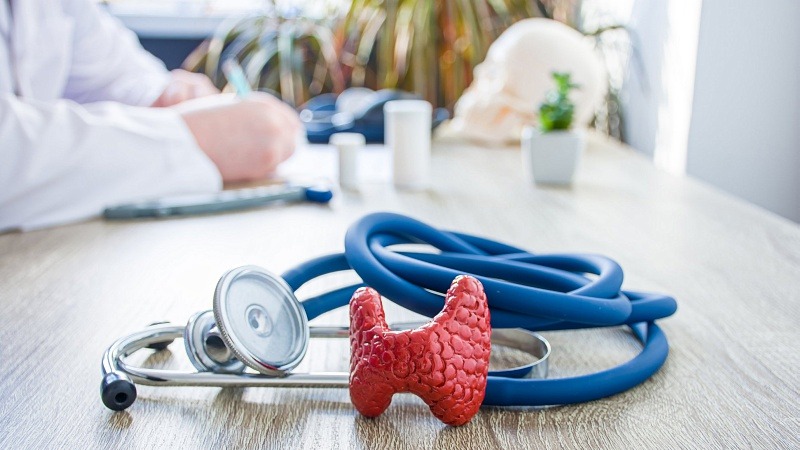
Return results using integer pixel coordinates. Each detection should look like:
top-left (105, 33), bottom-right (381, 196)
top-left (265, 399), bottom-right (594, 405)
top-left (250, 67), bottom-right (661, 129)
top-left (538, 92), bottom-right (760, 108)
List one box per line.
top-left (1, 135), bottom-right (798, 449)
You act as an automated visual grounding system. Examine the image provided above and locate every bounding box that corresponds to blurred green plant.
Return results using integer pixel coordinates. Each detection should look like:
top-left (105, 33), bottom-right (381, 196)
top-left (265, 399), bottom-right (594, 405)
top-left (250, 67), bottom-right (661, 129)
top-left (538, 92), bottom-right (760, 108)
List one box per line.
top-left (183, 12), bottom-right (345, 106)
top-left (184, 1), bottom-right (552, 108)
top-left (182, 0), bottom-right (635, 140)
top-left (539, 72), bottom-right (579, 132)
top-left (338, 0), bottom-right (541, 110)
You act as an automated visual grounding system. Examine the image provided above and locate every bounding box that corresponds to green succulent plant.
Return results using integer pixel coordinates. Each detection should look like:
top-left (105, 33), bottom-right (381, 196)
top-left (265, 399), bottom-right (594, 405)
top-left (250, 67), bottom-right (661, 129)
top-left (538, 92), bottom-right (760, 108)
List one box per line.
top-left (538, 72), bottom-right (579, 132)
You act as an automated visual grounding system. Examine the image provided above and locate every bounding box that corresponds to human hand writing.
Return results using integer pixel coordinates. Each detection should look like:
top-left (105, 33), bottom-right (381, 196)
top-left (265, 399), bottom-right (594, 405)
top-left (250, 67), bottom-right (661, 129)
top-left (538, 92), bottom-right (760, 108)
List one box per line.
top-left (152, 69), bottom-right (220, 107)
top-left (175, 93), bottom-right (302, 182)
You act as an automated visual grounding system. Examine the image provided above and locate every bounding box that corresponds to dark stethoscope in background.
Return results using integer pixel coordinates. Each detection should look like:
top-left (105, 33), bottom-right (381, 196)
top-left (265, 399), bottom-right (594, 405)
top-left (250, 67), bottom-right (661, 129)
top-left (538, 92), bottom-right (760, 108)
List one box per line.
top-left (101, 212), bottom-right (676, 411)
top-left (299, 88), bottom-right (450, 143)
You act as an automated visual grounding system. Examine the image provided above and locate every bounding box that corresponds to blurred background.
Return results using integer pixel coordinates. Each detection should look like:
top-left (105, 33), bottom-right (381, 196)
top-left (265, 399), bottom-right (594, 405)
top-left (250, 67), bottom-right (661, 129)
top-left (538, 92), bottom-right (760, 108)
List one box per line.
top-left (102, 0), bottom-right (799, 223)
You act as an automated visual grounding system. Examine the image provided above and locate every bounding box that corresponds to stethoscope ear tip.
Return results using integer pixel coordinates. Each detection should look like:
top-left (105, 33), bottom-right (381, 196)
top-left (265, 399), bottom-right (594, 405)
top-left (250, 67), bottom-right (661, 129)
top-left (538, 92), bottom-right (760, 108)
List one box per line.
top-left (100, 371), bottom-right (137, 411)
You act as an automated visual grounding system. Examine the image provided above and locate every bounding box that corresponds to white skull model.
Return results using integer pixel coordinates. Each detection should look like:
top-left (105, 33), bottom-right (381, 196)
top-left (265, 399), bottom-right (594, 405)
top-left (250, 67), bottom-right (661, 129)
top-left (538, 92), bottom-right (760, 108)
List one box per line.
top-left (438, 18), bottom-right (606, 144)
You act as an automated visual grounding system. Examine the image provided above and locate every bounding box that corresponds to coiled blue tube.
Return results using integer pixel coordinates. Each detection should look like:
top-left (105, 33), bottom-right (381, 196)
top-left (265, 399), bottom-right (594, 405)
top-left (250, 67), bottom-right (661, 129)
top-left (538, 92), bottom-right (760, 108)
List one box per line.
top-left (283, 212), bottom-right (677, 406)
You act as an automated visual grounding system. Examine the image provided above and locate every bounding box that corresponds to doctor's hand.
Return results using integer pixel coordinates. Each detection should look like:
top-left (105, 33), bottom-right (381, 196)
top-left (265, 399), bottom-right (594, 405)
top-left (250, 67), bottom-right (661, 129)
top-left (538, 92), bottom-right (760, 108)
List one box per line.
top-left (152, 69), bottom-right (220, 107)
top-left (175, 93), bottom-right (301, 182)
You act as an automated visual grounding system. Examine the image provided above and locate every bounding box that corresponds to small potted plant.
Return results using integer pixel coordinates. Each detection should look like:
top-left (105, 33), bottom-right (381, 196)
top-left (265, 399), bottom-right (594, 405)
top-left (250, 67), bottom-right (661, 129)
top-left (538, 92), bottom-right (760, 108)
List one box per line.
top-left (521, 72), bottom-right (584, 185)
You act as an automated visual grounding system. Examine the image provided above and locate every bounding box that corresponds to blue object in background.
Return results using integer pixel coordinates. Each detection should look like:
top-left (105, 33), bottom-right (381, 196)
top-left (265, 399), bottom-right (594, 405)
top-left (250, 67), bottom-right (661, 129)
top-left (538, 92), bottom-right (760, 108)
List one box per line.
top-left (103, 185), bottom-right (332, 219)
top-left (301, 89), bottom-right (450, 144)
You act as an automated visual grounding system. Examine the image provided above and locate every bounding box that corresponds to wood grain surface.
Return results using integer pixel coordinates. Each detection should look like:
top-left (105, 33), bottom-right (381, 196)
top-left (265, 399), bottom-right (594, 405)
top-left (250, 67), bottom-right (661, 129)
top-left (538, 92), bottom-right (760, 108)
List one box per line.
top-left (0, 135), bottom-right (798, 449)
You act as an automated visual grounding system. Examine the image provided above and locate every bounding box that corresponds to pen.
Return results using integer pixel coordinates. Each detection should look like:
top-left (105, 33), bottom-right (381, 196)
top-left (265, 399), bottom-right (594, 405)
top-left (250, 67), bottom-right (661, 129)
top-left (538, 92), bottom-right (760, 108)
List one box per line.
top-left (103, 185), bottom-right (333, 219)
top-left (222, 59), bottom-right (252, 97)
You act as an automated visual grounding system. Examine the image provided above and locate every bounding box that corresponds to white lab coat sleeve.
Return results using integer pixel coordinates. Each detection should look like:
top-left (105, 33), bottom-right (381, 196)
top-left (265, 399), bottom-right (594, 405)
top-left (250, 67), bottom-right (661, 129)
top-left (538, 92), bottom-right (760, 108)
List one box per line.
top-left (60, 0), bottom-right (171, 106)
top-left (0, 94), bottom-right (222, 232)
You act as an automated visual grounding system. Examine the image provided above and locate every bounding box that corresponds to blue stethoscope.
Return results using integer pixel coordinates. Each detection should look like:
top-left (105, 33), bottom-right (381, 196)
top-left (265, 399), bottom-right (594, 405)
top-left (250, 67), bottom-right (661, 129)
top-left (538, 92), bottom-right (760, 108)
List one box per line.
top-left (100, 212), bottom-right (676, 410)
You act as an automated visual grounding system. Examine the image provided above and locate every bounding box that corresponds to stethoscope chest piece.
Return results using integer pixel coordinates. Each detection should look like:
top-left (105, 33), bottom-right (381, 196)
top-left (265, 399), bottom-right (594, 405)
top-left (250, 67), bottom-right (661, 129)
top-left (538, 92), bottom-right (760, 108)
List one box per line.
top-left (186, 265), bottom-right (310, 376)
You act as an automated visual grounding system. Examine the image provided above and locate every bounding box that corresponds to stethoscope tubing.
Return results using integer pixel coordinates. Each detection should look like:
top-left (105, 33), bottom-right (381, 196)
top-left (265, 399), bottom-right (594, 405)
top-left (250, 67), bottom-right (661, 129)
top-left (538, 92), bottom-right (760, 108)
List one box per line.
top-left (284, 212), bottom-right (676, 406)
top-left (483, 322), bottom-right (668, 406)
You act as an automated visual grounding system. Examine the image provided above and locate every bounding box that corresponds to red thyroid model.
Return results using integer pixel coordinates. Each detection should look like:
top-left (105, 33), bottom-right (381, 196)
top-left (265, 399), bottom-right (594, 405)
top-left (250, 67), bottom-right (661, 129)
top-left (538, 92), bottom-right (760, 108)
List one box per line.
top-left (349, 275), bottom-right (492, 426)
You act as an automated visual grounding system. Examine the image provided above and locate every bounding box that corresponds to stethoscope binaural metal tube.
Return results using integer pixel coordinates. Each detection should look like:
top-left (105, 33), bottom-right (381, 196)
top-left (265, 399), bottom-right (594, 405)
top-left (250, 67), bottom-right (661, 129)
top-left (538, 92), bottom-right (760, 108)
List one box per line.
top-left (101, 322), bottom-right (550, 410)
top-left (102, 324), bottom-right (352, 389)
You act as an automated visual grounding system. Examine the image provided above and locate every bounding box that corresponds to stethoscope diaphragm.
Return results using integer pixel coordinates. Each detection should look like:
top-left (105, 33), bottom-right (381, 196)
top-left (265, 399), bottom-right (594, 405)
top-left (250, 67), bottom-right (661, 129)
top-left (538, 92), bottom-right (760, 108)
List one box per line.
top-left (211, 266), bottom-right (310, 376)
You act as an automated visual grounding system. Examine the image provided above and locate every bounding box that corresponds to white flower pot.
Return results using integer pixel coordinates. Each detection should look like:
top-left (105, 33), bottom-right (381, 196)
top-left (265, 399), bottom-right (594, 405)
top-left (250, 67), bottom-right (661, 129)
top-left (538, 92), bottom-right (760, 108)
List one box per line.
top-left (521, 127), bottom-right (585, 185)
